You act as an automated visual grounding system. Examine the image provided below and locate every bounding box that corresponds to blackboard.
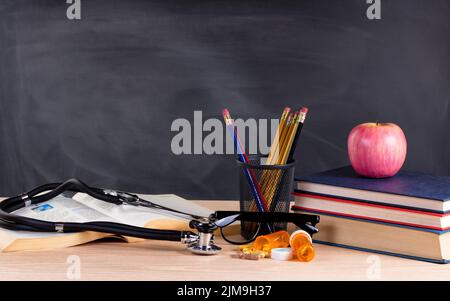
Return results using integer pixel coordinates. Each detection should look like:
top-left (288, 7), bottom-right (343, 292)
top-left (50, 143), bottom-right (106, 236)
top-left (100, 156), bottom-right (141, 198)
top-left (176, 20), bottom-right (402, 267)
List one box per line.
top-left (0, 0), bottom-right (448, 199)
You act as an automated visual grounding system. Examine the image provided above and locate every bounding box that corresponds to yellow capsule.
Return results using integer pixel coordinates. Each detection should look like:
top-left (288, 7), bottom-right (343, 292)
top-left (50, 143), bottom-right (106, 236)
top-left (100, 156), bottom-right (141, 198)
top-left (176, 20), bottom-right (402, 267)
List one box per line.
top-left (239, 249), bottom-right (266, 260)
top-left (243, 249), bottom-right (252, 255)
top-left (239, 245), bottom-right (253, 251)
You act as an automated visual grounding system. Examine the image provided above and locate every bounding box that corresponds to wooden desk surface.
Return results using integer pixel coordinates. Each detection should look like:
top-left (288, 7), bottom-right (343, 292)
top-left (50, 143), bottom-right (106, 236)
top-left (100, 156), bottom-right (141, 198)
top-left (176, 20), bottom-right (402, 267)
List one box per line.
top-left (1, 200), bottom-right (449, 281)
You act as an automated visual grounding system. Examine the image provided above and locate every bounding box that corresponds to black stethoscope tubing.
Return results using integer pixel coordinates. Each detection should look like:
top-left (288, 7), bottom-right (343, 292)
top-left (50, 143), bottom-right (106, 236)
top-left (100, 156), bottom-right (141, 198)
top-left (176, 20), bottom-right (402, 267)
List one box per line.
top-left (0, 179), bottom-right (198, 241)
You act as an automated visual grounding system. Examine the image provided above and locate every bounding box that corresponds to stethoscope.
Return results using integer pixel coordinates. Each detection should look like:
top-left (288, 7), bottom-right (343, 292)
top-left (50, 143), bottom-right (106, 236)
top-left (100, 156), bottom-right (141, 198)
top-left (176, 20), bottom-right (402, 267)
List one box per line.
top-left (0, 178), bottom-right (319, 255)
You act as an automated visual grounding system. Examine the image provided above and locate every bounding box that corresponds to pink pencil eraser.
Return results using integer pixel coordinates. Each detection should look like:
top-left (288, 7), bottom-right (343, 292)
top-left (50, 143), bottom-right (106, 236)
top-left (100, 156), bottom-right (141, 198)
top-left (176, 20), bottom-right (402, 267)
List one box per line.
top-left (222, 108), bottom-right (230, 117)
top-left (300, 107), bottom-right (309, 114)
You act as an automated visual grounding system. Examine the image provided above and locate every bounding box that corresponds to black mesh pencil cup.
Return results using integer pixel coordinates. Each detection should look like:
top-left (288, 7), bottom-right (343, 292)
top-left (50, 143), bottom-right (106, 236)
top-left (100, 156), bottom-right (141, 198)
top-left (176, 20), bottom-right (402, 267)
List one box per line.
top-left (237, 155), bottom-right (295, 240)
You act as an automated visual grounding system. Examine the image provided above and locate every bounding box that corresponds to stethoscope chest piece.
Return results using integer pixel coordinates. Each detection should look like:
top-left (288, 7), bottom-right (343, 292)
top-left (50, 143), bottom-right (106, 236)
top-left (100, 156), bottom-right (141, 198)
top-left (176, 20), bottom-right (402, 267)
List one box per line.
top-left (187, 237), bottom-right (221, 255)
top-left (185, 220), bottom-right (222, 255)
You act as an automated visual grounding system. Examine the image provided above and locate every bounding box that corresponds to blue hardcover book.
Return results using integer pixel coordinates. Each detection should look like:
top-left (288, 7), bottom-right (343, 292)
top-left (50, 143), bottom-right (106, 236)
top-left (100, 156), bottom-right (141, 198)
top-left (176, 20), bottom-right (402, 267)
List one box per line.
top-left (296, 166), bottom-right (450, 213)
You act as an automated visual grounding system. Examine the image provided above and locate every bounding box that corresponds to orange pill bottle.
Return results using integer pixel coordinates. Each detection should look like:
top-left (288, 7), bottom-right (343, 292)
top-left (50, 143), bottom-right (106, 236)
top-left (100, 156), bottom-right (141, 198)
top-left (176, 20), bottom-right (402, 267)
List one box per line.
top-left (289, 230), bottom-right (315, 262)
top-left (252, 230), bottom-right (290, 254)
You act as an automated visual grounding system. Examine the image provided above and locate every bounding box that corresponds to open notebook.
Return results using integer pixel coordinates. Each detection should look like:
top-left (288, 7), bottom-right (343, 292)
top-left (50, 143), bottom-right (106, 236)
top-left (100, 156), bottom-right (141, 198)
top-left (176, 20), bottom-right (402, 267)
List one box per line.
top-left (0, 193), bottom-right (213, 252)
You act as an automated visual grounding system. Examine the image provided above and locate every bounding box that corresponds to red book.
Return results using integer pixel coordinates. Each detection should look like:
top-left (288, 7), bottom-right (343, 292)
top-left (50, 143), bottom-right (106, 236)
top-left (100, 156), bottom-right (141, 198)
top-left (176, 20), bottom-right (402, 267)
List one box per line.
top-left (293, 191), bottom-right (450, 231)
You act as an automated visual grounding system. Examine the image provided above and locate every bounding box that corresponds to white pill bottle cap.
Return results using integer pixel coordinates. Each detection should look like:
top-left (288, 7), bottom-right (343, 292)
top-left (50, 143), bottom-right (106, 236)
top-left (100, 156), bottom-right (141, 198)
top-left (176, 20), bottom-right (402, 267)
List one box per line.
top-left (271, 248), bottom-right (293, 261)
top-left (289, 229), bottom-right (312, 246)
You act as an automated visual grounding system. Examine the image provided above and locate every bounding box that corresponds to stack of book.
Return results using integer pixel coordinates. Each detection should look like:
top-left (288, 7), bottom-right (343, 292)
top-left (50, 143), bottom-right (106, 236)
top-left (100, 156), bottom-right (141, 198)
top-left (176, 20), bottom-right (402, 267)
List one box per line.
top-left (292, 166), bottom-right (450, 263)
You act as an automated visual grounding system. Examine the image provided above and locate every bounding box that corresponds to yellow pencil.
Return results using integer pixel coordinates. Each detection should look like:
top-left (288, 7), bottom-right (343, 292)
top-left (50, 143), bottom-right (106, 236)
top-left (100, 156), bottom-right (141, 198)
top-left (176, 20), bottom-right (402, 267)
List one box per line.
top-left (259, 112), bottom-right (294, 197)
top-left (260, 109), bottom-right (290, 188)
top-left (249, 108), bottom-right (291, 212)
top-left (249, 107), bottom-right (305, 212)
top-left (266, 107), bottom-right (290, 165)
top-left (265, 111), bottom-right (301, 206)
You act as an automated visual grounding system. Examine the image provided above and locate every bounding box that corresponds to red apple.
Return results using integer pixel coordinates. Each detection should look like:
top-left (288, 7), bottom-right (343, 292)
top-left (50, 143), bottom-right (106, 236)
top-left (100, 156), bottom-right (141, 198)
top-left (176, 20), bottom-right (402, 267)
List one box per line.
top-left (347, 123), bottom-right (407, 178)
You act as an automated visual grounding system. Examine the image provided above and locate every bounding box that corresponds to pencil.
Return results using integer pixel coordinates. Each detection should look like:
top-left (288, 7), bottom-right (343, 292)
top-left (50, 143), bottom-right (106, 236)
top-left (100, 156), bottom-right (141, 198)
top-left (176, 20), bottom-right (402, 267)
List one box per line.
top-left (260, 111), bottom-right (295, 197)
top-left (245, 108), bottom-right (288, 214)
top-left (287, 107), bottom-right (308, 162)
top-left (258, 108), bottom-right (290, 192)
top-left (254, 113), bottom-right (290, 209)
top-left (266, 107), bottom-right (290, 165)
top-left (265, 111), bottom-right (302, 207)
top-left (223, 109), bottom-right (269, 212)
top-left (226, 106), bottom-right (308, 219)
top-left (279, 111), bottom-right (300, 164)
top-left (274, 112), bottom-right (297, 165)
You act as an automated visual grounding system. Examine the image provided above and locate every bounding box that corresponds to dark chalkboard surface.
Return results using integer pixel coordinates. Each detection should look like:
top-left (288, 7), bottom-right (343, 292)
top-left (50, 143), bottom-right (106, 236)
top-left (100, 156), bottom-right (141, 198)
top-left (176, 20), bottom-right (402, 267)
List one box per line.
top-left (0, 0), bottom-right (448, 199)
